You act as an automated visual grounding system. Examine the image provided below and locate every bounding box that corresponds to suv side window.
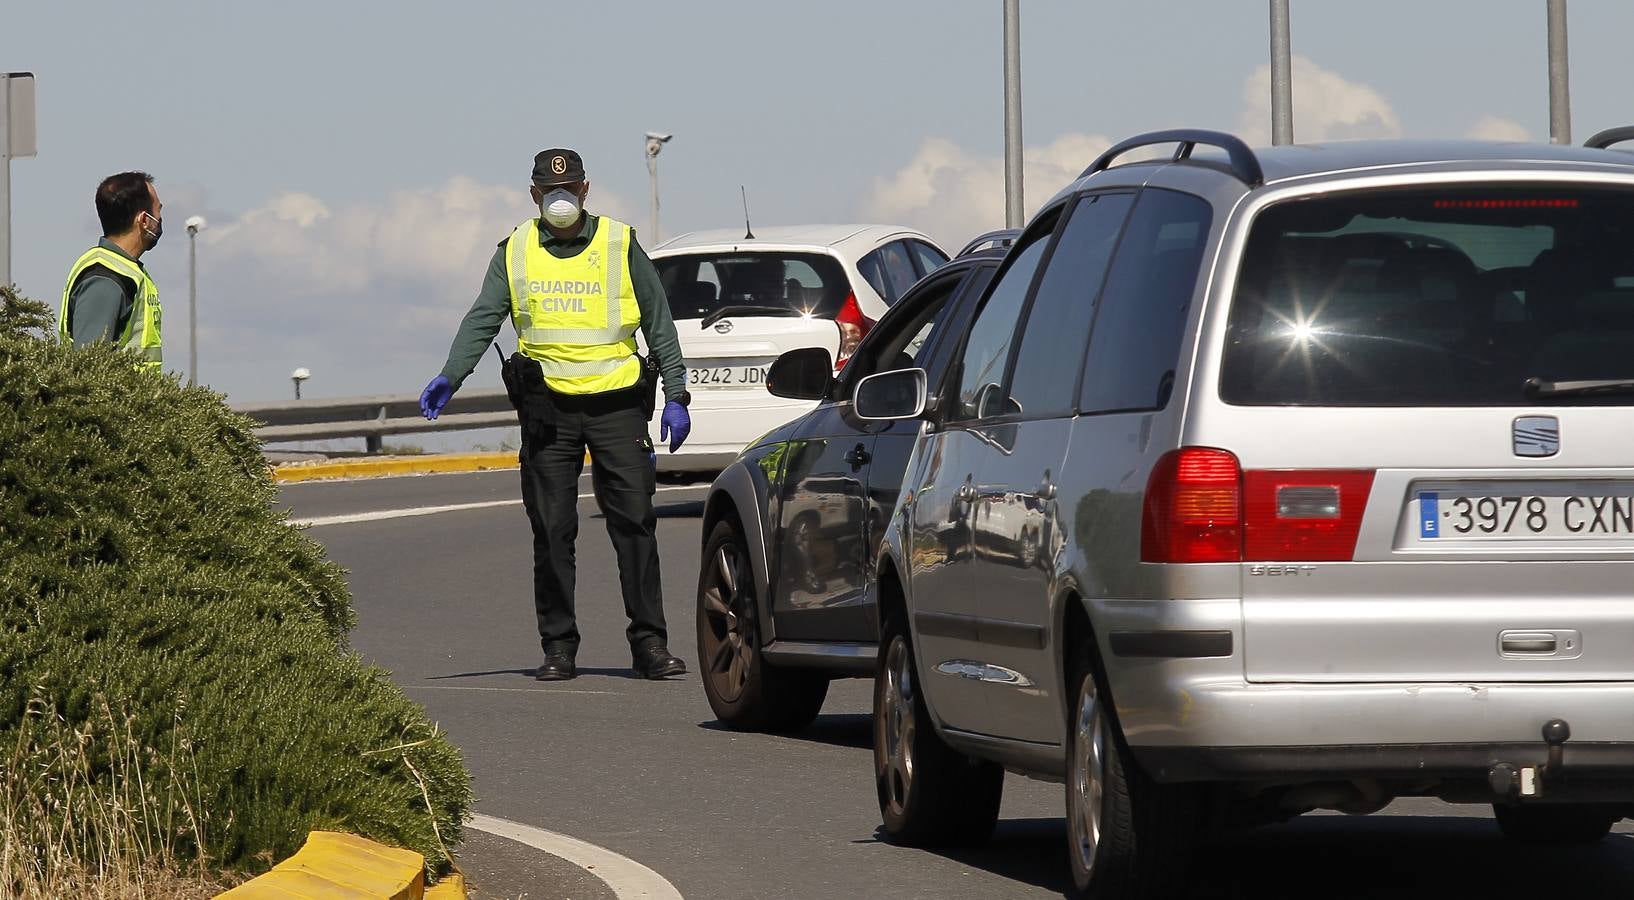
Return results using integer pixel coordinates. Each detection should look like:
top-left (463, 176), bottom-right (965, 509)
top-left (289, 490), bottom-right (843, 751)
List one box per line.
top-left (847, 271), bottom-right (967, 384)
top-left (1002, 192), bottom-right (1134, 419)
top-left (1078, 188), bottom-right (1213, 414)
top-left (949, 212), bottom-right (1061, 420)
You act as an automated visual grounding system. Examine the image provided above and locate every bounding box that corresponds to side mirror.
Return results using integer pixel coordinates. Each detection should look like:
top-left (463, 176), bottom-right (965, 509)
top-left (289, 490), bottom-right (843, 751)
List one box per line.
top-left (766, 347), bottom-right (834, 401)
top-left (854, 368), bottom-right (928, 421)
top-left (970, 382), bottom-right (1022, 420)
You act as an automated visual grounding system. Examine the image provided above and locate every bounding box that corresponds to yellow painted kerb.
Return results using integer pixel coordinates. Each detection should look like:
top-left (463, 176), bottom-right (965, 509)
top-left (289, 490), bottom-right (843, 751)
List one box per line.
top-left (215, 830), bottom-right (464, 899)
top-left (272, 452), bottom-right (520, 484)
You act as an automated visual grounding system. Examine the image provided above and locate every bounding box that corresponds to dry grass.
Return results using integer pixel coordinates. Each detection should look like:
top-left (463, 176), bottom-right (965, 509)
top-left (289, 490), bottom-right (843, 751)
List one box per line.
top-left (1, 694), bottom-right (239, 899)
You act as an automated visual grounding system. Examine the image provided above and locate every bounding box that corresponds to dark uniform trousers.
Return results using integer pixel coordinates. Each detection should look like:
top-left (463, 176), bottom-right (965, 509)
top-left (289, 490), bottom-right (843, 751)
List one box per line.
top-left (518, 386), bottom-right (666, 656)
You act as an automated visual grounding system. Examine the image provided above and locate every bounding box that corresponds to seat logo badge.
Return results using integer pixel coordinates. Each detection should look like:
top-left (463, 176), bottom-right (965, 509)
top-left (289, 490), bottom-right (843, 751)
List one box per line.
top-left (714, 320), bottom-right (734, 334)
top-left (1513, 416), bottom-right (1560, 458)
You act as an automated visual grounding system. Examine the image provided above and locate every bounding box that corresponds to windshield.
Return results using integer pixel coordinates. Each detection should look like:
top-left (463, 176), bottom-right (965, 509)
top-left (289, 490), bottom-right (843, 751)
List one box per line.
top-left (1221, 185), bottom-right (1634, 406)
top-left (655, 251), bottom-right (851, 321)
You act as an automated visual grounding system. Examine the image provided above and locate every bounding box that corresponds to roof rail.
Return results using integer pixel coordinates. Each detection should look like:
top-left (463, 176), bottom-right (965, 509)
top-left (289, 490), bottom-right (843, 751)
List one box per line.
top-left (956, 228), bottom-right (1022, 257)
top-left (1081, 129), bottom-right (1263, 186)
top-left (1584, 126), bottom-right (1634, 151)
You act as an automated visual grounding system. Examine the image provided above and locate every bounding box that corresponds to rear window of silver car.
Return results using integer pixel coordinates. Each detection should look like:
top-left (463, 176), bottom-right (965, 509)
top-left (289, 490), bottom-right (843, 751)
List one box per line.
top-left (656, 252), bottom-right (851, 321)
top-left (1221, 185), bottom-right (1634, 406)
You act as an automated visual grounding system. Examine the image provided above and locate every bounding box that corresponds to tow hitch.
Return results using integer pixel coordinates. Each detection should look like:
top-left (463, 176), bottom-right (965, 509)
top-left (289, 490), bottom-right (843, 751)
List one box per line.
top-left (1489, 719), bottom-right (1571, 799)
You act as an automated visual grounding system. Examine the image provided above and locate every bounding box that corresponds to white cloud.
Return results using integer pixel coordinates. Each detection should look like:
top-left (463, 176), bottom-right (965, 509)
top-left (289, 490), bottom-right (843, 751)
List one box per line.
top-left (1239, 55), bottom-right (1401, 143)
top-left (180, 178), bottom-right (634, 401)
top-left (1467, 115), bottom-right (1532, 142)
top-left (861, 132), bottom-right (1114, 250)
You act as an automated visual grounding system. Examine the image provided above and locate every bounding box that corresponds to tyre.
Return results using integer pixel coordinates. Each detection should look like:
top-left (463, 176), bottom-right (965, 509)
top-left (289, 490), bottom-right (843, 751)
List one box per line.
top-left (1066, 639), bottom-right (1200, 899)
top-left (697, 519), bottom-right (829, 731)
top-left (1493, 803), bottom-right (1618, 844)
top-left (874, 607), bottom-right (1004, 847)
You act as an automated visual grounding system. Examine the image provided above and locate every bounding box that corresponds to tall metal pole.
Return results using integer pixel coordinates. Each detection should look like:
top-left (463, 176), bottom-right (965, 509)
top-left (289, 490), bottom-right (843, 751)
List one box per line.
top-left (647, 153), bottom-right (660, 244)
top-left (1, 75), bottom-right (11, 288)
top-left (1547, 0), bottom-right (1571, 145)
top-left (1002, 0), bottom-right (1024, 228)
top-left (187, 229), bottom-right (197, 385)
top-left (1270, 0), bottom-right (1294, 145)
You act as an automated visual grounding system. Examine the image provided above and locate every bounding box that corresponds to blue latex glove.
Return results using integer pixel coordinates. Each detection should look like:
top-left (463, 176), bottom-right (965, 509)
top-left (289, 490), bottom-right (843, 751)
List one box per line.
top-left (659, 401), bottom-right (691, 453)
top-left (420, 375), bottom-right (453, 420)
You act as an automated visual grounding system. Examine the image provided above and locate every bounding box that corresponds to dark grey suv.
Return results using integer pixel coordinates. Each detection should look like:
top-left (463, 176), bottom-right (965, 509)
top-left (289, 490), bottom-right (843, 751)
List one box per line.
top-left (694, 240), bottom-right (1011, 730)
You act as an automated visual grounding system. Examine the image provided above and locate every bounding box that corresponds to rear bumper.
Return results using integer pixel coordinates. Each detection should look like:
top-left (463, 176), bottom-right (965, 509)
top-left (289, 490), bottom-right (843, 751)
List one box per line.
top-left (649, 395), bottom-right (813, 473)
top-left (1139, 742), bottom-right (1634, 785)
top-left (1087, 598), bottom-right (1634, 785)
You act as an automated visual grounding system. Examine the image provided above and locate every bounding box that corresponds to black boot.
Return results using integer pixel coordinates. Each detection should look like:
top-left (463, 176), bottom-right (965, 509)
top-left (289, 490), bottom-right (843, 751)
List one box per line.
top-left (632, 643), bottom-right (686, 679)
top-left (535, 647), bottom-right (577, 681)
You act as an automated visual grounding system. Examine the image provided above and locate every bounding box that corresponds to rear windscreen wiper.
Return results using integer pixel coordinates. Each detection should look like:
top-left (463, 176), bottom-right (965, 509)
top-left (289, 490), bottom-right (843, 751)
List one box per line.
top-left (699, 305), bottom-right (802, 329)
top-left (1524, 377), bottom-right (1634, 399)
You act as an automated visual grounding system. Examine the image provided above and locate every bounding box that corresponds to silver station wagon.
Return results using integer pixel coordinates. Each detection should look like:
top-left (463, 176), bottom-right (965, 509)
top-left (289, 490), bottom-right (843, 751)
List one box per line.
top-left (857, 128), bottom-right (1634, 898)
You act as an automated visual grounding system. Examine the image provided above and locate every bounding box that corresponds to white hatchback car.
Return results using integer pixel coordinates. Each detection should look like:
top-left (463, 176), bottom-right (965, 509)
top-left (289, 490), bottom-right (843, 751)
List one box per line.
top-left (645, 225), bottom-right (948, 473)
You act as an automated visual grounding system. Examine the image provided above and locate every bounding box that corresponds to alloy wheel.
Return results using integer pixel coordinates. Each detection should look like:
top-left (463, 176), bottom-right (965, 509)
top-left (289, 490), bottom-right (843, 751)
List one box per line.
top-left (878, 636), bottom-right (917, 817)
top-left (1068, 672), bottom-right (1107, 879)
top-left (701, 542), bottom-right (754, 703)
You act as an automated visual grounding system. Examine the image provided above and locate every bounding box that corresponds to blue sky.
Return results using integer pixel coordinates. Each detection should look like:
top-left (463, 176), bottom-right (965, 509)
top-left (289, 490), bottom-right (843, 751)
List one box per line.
top-left (5, 0), bottom-right (1633, 407)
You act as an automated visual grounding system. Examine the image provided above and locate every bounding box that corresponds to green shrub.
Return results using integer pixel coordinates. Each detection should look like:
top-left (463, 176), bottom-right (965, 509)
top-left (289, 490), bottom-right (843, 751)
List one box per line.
top-left (0, 286), bottom-right (470, 877)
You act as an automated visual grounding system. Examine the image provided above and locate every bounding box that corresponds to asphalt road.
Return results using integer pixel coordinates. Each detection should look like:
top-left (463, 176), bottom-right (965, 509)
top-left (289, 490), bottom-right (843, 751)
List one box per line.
top-left (283, 469), bottom-right (1634, 900)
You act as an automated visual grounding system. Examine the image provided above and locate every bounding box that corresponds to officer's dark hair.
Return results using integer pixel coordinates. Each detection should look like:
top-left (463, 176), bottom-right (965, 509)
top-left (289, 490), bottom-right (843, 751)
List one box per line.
top-left (96, 172), bottom-right (156, 236)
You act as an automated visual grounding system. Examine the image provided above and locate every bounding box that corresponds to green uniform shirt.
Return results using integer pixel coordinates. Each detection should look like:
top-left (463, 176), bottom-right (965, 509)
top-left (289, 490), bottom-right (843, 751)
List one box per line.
top-left (439, 214), bottom-right (687, 401)
top-left (64, 237), bottom-right (143, 346)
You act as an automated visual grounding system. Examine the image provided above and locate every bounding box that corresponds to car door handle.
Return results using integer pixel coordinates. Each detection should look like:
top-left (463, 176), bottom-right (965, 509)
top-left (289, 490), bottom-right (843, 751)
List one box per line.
top-left (845, 444), bottom-right (872, 467)
top-left (1502, 634), bottom-right (1558, 654)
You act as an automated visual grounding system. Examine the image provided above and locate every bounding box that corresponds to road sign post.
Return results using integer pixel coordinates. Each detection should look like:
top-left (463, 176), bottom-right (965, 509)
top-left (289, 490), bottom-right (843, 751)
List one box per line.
top-left (1, 72), bottom-right (38, 289)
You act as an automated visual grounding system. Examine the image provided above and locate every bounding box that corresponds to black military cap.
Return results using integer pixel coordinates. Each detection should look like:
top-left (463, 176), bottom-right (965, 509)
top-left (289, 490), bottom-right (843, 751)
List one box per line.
top-left (532, 148), bottom-right (585, 187)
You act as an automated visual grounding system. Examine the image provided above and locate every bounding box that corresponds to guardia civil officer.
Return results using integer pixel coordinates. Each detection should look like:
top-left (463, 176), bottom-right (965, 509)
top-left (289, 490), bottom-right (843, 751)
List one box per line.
top-left (419, 149), bottom-right (692, 681)
top-left (59, 172), bottom-right (165, 367)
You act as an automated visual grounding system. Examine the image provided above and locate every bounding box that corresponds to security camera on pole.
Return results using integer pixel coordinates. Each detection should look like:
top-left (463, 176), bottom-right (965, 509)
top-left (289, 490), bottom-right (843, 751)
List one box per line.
top-left (645, 131), bottom-right (672, 244)
top-left (291, 367), bottom-right (310, 400)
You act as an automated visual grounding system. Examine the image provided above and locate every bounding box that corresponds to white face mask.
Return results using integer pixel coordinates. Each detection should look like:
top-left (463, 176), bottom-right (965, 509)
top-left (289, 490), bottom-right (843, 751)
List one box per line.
top-left (541, 188), bottom-right (581, 228)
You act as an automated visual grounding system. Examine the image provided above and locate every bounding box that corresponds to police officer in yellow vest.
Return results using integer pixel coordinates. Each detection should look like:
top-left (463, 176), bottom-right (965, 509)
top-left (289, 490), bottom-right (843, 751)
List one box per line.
top-left (59, 172), bottom-right (164, 367)
top-left (419, 149), bottom-right (691, 681)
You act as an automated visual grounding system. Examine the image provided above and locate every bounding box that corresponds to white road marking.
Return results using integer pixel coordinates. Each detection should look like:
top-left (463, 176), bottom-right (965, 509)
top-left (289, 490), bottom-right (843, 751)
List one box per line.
top-left (467, 813), bottom-right (684, 900)
top-left (294, 499), bottom-right (521, 527)
top-left (405, 684), bottom-right (617, 695)
top-left (291, 485), bottom-right (706, 528)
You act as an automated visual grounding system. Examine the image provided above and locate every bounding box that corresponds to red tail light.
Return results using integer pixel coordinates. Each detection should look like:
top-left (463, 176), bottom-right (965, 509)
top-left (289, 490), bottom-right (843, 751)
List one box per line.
top-left (1142, 448), bottom-right (1243, 563)
top-left (1243, 470), bottom-right (1374, 561)
top-left (1142, 450), bottom-right (1376, 563)
top-left (834, 292), bottom-right (875, 372)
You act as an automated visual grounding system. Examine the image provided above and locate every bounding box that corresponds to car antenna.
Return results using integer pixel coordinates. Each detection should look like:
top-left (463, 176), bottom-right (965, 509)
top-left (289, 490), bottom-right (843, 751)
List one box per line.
top-left (741, 185), bottom-right (755, 240)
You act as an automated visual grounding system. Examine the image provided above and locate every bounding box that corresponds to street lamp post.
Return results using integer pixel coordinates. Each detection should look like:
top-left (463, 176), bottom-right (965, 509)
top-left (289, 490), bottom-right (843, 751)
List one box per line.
top-left (1270, 0), bottom-right (1294, 145)
top-left (185, 216), bottom-right (206, 386)
top-left (645, 132), bottom-right (673, 243)
top-left (1547, 0), bottom-right (1571, 145)
top-left (1002, 0), bottom-right (1024, 228)
top-left (291, 367), bottom-right (310, 401)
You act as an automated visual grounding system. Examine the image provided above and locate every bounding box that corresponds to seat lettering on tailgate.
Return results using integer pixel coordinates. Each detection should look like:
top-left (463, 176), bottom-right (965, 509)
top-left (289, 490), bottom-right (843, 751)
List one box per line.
top-left (1248, 565), bottom-right (1316, 577)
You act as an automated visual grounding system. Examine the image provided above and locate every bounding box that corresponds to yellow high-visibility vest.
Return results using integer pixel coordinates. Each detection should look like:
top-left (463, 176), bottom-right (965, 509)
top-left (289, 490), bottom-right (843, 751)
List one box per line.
top-left (504, 217), bottom-right (642, 395)
top-left (59, 246), bottom-right (162, 369)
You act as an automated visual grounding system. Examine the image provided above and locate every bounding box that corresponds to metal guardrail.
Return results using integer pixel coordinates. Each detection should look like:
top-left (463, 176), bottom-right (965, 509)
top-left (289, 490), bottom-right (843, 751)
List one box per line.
top-left (233, 388), bottom-right (515, 452)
